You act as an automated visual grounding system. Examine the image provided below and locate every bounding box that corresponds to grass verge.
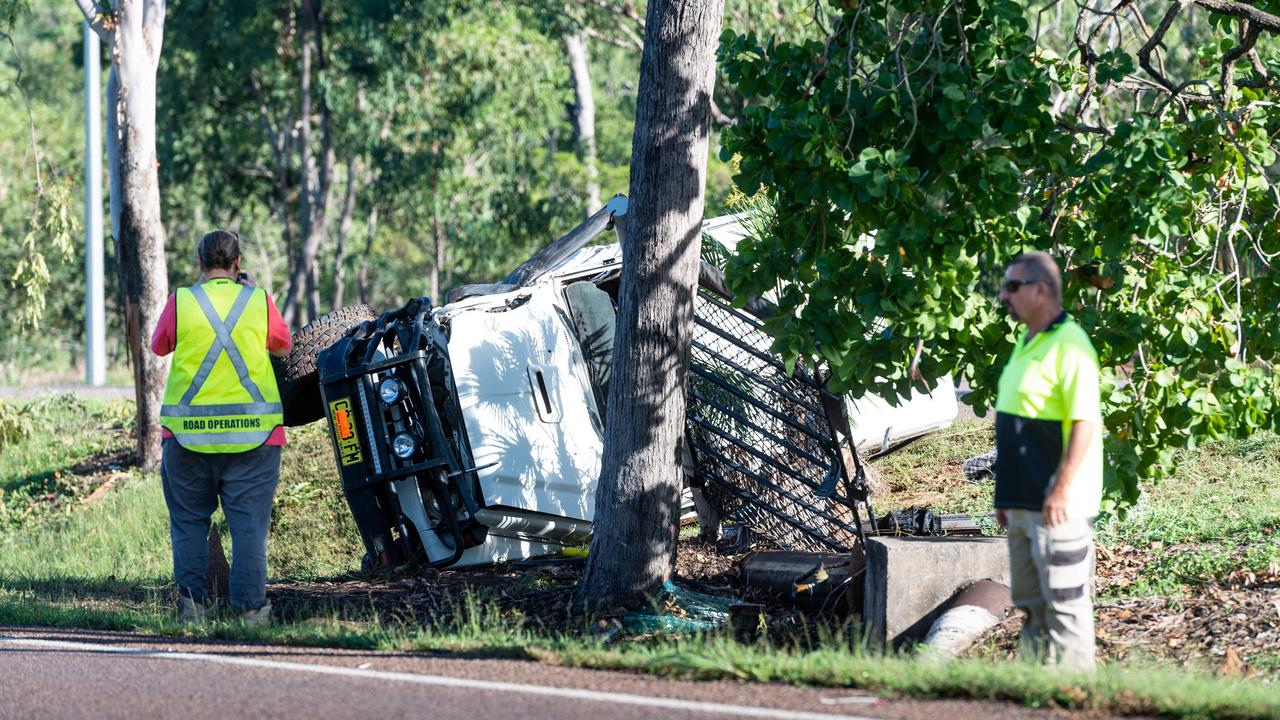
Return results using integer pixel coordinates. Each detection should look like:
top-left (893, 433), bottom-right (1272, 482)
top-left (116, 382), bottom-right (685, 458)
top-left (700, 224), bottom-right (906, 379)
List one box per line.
top-left (5, 395), bottom-right (1280, 718)
top-left (1, 591), bottom-right (1278, 720)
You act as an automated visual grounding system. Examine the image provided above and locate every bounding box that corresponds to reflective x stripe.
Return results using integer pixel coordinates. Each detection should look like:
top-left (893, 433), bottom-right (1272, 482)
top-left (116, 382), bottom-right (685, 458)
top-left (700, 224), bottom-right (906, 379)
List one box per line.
top-left (179, 285), bottom-right (265, 406)
top-left (177, 430), bottom-right (274, 446)
top-left (161, 402), bottom-right (283, 418)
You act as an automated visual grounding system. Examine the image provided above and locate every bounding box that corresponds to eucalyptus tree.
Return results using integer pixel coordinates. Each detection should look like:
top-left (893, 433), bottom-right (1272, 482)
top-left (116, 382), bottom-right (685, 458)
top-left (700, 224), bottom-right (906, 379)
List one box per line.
top-left (721, 0), bottom-right (1280, 508)
top-left (73, 0), bottom-right (168, 469)
top-left (578, 0), bottom-right (725, 611)
top-left (564, 31), bottom-right (600, 212)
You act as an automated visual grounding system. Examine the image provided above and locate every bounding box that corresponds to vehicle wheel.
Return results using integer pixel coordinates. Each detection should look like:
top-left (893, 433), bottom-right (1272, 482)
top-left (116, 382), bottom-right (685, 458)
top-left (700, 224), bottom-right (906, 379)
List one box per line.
top-left (274, 304), bottom-right (378, 426)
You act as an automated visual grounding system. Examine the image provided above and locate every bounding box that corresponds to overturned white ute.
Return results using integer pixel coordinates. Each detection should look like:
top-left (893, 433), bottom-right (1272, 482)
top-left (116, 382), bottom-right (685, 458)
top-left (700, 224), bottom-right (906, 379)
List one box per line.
top-left (276, 196), bottom-right (956, 570)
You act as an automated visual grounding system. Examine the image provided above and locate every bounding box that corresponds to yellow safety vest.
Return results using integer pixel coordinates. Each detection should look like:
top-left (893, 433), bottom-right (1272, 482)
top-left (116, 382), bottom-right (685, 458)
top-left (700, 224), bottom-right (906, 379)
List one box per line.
top-left (160, 278), bottom-right (284, 453)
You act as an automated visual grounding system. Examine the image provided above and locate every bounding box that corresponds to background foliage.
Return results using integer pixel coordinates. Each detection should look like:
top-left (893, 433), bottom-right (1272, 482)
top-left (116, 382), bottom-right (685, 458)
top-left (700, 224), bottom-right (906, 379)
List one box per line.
top-left (0, 5), bottom-right (83, 378)
top-left (0, 0), bottom-right (806, 382)
top-left (721, 0), bottom-right (1280, 508)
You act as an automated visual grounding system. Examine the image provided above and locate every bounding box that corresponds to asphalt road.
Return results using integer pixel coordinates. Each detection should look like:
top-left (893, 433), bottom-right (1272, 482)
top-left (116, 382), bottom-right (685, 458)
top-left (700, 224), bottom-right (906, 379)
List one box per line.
top-left (0, 627), bottom-right (1100, 720)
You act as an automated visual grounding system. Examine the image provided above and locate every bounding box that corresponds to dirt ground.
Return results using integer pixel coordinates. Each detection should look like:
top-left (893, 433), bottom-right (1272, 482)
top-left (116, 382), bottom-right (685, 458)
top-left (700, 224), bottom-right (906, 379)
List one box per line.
top-left (268, 533), bottom-right (784, 634)
top-left (972, 543), bottom-right (1280, 676)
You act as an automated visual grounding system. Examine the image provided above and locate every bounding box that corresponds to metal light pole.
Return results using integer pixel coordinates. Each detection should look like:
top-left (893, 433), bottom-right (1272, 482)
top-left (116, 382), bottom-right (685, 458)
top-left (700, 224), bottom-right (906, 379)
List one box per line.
top-left (84, 21), bottom-right (106, 386)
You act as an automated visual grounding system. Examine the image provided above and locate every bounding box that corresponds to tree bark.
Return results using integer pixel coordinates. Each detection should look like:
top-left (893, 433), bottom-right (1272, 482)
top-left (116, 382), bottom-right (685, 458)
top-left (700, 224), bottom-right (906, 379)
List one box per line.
top-left (429, 173), bottom-right (448, 303)
top-left (565, 32), bottom-right (601, 213)
top-left (356, 202), bottom-right (378, 305)
top-left (430, 203), bottom-right (447, 304)
top-left (577, 0), bottom-right (725, 611)
top-left (332, 154), bottom-right (357, 309)
top-left (282, 0), bottom-right (333, 327)
top-left (77, 0), bottom-right (169, 471)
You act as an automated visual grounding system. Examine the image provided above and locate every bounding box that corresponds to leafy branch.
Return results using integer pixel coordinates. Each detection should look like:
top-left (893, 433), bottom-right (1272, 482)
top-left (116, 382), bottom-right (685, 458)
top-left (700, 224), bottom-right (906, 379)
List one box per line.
top-left (721, 0), bottom-right (1280, 509)
top-left (1, 5), bottom-right (79, 332)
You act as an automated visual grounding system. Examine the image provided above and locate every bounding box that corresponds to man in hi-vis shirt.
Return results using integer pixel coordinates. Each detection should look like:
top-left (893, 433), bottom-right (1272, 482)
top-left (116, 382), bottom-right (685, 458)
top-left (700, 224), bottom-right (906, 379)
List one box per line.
top-left (994, 251), bottom-right (1103, 671)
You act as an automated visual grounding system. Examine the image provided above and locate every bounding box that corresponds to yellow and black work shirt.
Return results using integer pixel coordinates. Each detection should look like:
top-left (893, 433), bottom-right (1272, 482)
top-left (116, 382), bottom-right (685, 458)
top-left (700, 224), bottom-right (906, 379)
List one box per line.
top-left (994, 313), bottom-right (1103, 518)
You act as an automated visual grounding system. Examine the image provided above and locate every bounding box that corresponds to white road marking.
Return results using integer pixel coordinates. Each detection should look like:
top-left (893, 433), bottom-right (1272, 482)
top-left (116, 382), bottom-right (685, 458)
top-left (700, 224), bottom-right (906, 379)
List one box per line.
top-left (0, 635), bottom-right (876, 720)
top-left (820, 696), bottom-right (880, 705)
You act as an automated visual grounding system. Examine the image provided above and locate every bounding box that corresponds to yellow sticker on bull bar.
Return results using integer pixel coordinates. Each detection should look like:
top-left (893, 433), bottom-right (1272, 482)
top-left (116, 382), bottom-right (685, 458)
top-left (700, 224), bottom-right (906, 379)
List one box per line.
top-left (328, 397), bottom-right (363, 466)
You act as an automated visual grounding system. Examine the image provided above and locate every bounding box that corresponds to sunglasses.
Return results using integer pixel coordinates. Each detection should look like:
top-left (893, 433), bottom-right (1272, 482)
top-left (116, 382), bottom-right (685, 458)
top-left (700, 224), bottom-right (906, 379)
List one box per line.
top-left (1002, 278), bottom-right (1040, 293)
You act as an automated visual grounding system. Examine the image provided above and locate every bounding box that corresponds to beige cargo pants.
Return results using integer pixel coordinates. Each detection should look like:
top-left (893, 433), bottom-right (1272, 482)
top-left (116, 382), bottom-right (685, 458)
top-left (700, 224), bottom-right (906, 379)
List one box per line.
top-left (1005, 508), bottom-right (1096, 671)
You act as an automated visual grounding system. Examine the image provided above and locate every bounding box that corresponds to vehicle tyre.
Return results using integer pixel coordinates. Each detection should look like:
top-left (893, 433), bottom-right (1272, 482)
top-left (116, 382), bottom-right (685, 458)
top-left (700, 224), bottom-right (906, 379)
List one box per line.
top-left (274, 304), bottom-right (378, 426)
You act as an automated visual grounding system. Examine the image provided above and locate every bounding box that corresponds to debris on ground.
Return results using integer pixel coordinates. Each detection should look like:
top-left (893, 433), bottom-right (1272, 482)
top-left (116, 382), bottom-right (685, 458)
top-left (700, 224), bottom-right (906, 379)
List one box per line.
top-left (962, 448), bottom-right (997, 483)
top-left (267, 534), bottom-right (814, 639)
top-left (921, 579), bottom-right (1013, 659)
top-left (874, 508), bottom-right (993, 536)
top-left (739, 550), bottom-right (858, 613)
top-left (620, 580), bottom-right (741, 635)
top-left (265, 511), bottom-right (1280, 674)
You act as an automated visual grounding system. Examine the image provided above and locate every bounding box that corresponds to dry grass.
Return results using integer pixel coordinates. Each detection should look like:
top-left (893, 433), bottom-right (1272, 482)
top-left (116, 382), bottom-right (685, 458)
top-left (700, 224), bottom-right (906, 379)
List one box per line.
top-left (872, 419), bottom-right (996, 517)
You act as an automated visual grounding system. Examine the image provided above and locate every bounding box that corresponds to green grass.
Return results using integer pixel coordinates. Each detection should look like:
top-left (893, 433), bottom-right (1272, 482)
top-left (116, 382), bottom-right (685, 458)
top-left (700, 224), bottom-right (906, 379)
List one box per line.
top-left (1, 589), bottom-right (1277, 720)
top-left (1101, 433), bottom-right (1280, 546)
top-left (0, 585), bottom-right (528, 652)
top-left (0, 468), bottom-right (171, 583)
top-left (0, 397), bottom-right (361, 595)
top-left (1094, 433), bottom-right (1280, 595)
top-left (265, 422), bottom-right (363, 579)
top-left (551, 637), bottom-right (1280, 720)
top-left (875, 419), bottom-right (996, 517)
top-left (0, 394), bottom-right (133, 492)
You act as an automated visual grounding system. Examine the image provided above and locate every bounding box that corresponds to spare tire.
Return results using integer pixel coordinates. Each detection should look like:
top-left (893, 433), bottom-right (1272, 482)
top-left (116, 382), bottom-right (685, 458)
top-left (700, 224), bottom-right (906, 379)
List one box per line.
top-left (274, 304), bottom-right (378, 426)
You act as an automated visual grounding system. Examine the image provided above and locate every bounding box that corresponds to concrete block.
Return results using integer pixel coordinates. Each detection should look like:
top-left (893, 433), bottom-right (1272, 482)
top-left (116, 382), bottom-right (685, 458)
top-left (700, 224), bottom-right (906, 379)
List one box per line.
top-left (863, 536), bottom-right (1009, 648)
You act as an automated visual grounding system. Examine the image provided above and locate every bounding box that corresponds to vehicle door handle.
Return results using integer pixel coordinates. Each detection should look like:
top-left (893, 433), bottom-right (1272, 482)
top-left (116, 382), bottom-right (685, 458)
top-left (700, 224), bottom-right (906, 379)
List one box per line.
top-left (527, 364), bottom-right (562, 423)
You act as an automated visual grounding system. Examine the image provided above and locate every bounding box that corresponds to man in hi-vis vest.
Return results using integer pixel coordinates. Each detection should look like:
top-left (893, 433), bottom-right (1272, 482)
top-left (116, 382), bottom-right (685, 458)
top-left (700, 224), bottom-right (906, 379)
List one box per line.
top-left (151, 230), bottom-right (292, 624)
top-left (994, 251), bottom-right (1102, 671)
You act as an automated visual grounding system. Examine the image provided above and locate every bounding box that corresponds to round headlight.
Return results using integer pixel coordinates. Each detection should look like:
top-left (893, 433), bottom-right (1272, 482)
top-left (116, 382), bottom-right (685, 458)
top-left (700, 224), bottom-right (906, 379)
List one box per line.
top-left (378, 377), bottom-right (405, 405)
top-left (391, 432), bottom-right (417, 459)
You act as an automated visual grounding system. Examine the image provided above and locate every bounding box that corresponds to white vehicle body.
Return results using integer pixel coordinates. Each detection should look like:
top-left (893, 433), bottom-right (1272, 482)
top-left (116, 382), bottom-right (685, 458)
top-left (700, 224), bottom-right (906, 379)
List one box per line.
top-left (415, 213), bottom-right (956, 566)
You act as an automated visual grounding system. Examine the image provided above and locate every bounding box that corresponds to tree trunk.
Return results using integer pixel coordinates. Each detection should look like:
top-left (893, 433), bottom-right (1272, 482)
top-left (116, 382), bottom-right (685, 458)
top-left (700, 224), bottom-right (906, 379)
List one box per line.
top-left (357, 202), bottom-right (378, 305)
top-left (430, 186), bottom-right (447, 303)
top-left (283, 0), bottom-right (333, 327)
top-left (248, 71), bottom-right (297, 283)
top-left (577, 0), bottom-right (725, 611)
top-left (281, 0), bottom-right (314, 328)
top-left (332, 154), bottom-right (357, 309)
top-left (565, 32), bottom-right (600, 213)
top-left (79, 0), bottom-right (169, 470)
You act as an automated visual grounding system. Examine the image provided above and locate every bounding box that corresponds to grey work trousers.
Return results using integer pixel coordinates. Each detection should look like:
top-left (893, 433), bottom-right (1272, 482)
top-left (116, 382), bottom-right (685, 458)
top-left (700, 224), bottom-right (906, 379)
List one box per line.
top-left (160, 438), bottom-right (281, 611)
top-left (1005, 508), bottom-right (1097, 671)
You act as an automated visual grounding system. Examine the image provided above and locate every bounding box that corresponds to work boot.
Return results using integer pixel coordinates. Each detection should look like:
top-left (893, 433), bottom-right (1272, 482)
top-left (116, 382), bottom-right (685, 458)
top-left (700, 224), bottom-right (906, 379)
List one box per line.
top-left (176, 595), bottom-right (208, 624)
top-left (238, 602), bottom-right (272, 628)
